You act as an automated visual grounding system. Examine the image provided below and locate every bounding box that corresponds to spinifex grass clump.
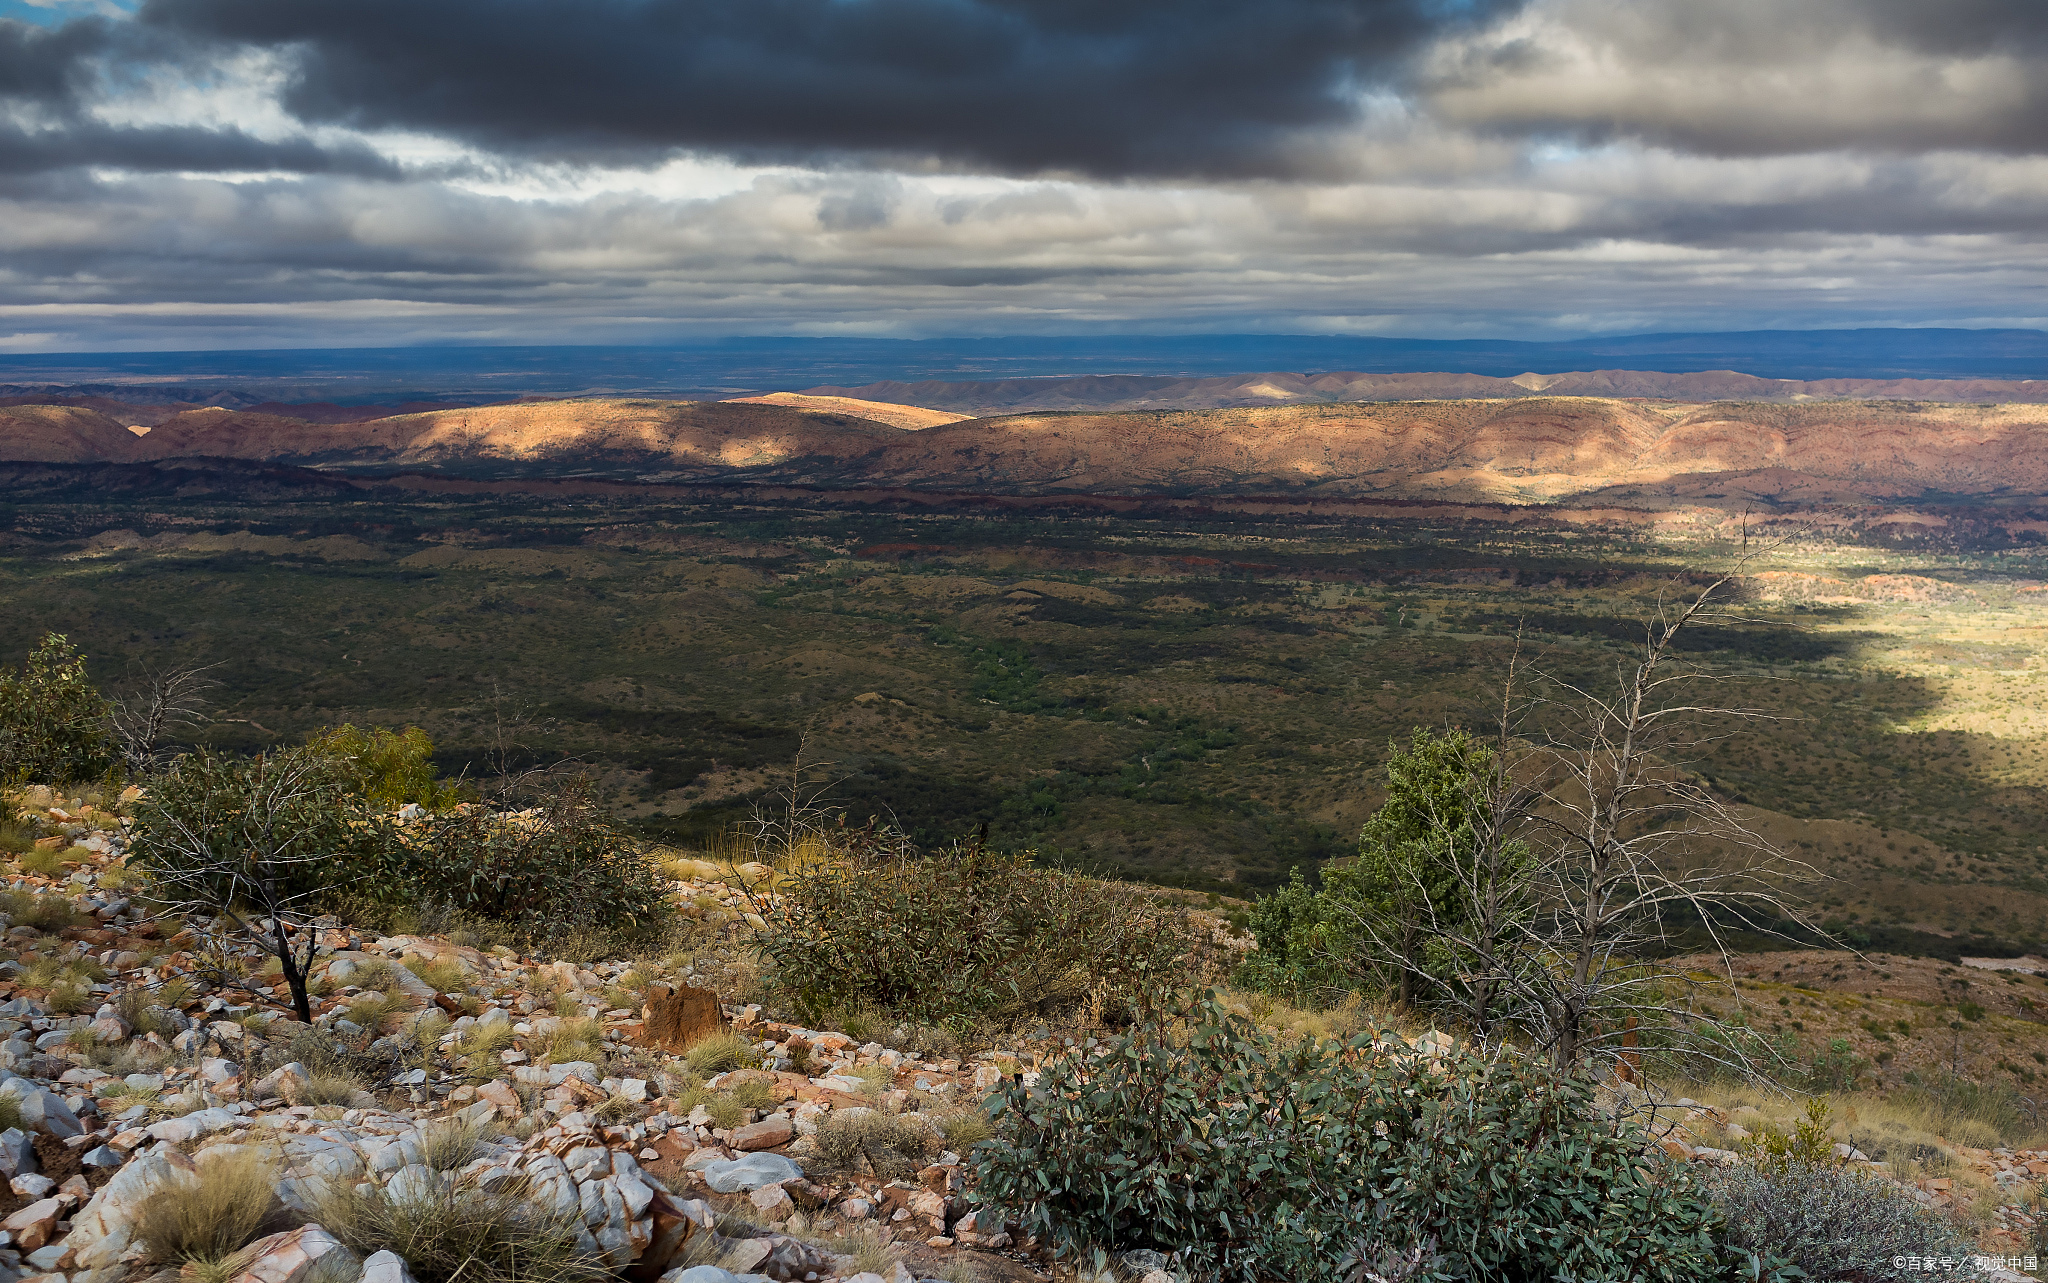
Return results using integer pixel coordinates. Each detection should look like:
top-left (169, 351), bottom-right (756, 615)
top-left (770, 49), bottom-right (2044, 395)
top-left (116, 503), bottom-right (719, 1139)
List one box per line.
top-left (973, 994), bottom-right (1758, 1282)
top-left (317, 1171), bottom-right (609, 1283)
top-left (133, 1147), bottom-right (293, 1282)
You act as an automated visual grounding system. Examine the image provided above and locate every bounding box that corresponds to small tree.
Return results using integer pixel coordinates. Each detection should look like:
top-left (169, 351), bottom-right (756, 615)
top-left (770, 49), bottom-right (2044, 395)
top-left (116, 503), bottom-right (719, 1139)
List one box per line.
top-left (1345, 728), bottom-right (1493, 1010)
top-left (131, 748), bottom-right (377, 1023)
top-left (0, 633), bottom-right (115, 785)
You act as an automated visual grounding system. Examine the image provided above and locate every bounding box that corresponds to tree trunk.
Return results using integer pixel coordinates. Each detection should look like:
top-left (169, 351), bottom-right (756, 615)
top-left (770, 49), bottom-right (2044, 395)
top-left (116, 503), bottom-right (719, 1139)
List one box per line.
top-left (274, 917), bottom-right (313, 1024)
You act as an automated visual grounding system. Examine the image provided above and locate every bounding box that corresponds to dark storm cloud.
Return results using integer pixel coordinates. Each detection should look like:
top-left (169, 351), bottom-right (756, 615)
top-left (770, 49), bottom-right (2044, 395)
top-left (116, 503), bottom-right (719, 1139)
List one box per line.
top-left (136, 0), bottom-right (1523, 179)
top-left (0, 16), bottom-right (402, 176)
top-left (0, 14), bottom-right (114, 111)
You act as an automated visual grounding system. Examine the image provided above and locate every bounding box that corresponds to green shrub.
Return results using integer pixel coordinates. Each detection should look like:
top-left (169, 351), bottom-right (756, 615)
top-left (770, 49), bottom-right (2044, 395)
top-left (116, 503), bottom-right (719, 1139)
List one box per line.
top-left (306, 724), bottom-right (463, 811)
top-left (365, 781), bottom-right (669, 948)
top-left (761, 835), bottom-right (1191, 1030)
top-left (1703, 1160), bottom-right (1977, 1280)
top-left (972, 995), bottom-right (1753, 1281)
top-left (0, 634), bottom-right (115, 787)
top-left (137, 758), bottom-right (660, 955)
top-left (132, 747), bottom-right (379, 907)
top-left (1740, 1097), bottom-right (1838, 1172)
top-left (0, 818), bottom-right (33, 855)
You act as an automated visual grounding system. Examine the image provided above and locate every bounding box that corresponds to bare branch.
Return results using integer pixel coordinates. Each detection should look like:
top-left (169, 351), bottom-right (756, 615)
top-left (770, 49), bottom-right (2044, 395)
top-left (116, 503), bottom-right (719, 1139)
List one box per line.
top-left (111, 661), bottom-right (223, 774)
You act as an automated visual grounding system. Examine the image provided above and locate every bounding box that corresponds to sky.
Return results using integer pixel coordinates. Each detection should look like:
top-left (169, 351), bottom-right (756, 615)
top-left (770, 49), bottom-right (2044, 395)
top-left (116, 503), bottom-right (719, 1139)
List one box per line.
top-left (0, 0), bottom-right (2045, 352)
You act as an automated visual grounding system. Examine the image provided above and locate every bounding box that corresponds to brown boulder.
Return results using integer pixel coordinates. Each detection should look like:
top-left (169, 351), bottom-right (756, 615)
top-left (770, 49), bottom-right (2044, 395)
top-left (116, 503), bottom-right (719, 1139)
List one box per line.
top-left (638, 984), bottom-right (726, 1053)
top-left (728, 1117), bottom-right (794, 1152)
top-left (2, 1197), bottom-right (61, 1250)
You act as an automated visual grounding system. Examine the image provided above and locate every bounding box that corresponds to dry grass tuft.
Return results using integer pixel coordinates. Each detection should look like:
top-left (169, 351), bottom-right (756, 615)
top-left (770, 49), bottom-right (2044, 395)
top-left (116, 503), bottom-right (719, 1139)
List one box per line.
top-left (455, 1022), bottom-right (517, 1079)
top-left (406, 955), bottom-right (469, 994)
top-left (316, 1172), bottom-right (610, 1283)
top-left (935, 1107), bottom-right (994, 1152)
top-left (684, 1031), bottom-right (759, 1075)
top-left (133, 1146), bottom-right (287, 1271)
top-left (833, 1223), bottom-right (899, 1275)
top-left (536, 1016), bottom-right (604, 1065)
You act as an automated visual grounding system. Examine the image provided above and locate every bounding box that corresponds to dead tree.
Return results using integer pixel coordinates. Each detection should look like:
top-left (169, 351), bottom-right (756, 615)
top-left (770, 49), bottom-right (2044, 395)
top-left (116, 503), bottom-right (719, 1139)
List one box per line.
top-left (111, 661), bottom-right (222, 775)
top-left (1338, 571), bottom-right (1826, 1074)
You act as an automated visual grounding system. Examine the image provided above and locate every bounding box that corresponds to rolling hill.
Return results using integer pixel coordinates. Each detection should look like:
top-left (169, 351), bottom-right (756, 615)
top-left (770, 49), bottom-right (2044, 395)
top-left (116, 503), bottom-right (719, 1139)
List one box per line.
top-left (7, 392), bottom-right (2048, 505)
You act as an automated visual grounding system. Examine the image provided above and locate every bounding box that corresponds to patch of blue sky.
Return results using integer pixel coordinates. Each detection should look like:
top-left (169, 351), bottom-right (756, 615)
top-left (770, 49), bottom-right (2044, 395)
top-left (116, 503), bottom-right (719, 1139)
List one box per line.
top-left (0, 0), bottom-right (131, 27)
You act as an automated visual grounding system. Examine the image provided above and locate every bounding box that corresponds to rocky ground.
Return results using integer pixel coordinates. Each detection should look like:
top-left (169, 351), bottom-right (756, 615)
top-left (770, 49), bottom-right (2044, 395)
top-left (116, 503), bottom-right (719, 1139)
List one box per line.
top-left (0, 790), bottom-right (1076, 1283)
top-left (1, 787), bottom-right (2042, 1283)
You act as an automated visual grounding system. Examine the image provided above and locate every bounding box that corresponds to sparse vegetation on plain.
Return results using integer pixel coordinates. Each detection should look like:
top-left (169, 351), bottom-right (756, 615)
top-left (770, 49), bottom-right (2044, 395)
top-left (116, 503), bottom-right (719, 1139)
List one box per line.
top-left (13, 458), bottom-right (2048, 1282)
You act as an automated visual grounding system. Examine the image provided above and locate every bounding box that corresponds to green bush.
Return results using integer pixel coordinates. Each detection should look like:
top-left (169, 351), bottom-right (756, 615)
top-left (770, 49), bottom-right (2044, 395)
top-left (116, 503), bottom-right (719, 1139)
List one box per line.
top-left (131, 747), bottom-right (377, 909)
top-left (1235, 728), bottom-right (1527, 1014)
top-left (137, 758), bottom-right (663, 953)
top-left (307, 724), bottom-right (463, 810)
top-left (1703, 1160), bottom-right (1978, 1280)
top-left (0, 634), bottom-right (115, 787)
top-left (971, 995), bottom-right (1765, 1281)
top-left (370, 782), bottom-right (669, 948)
top-left (761, 834), bottom-right (1190, 1031)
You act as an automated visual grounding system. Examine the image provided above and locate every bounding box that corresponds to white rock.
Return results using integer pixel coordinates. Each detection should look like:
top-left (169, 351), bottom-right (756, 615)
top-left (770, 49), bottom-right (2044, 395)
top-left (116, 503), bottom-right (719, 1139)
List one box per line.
top-left (660, 1268), bottom-right (742, 1283)
top-left (700, 1151), bottom-right (802, 1193)
top-left (65, 1148), bottom-right (202, 1270)
top-left (231, 1223), bottom-right (361, 1283)
top-left (359, 1251), bottom-right (419, 1283)
top-left (0, 1128), bottom-right (34, 1177)
top-left (0, 1078), bottom-right (82, 1139)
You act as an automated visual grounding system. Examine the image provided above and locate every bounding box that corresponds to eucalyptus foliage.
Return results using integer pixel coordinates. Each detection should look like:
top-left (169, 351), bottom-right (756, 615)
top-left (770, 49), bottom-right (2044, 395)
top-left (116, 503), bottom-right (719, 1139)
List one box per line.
top-left (973, 995), bottom-right (1781, 1282)
top-left (0, 633), bottom-right (115, 786)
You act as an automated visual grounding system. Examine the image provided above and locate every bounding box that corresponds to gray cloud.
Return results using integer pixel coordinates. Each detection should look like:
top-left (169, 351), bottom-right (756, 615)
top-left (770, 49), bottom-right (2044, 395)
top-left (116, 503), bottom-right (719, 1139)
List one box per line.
top-left (1422, 0), bottom-right (2048, 157)
top-left (1, 152), bottom-right (2042, 352)
top-left (0, 17), bottom-right (403, 176)
top-left (137, 0), bottom-right (1523, 180)
top-left (2, 0), bottom-right (2047, 352)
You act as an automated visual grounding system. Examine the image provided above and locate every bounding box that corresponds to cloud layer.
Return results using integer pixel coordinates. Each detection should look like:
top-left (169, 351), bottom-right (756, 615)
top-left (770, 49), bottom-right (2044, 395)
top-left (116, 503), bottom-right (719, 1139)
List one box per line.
top-left (0, 0), bottom-right (2043, 351)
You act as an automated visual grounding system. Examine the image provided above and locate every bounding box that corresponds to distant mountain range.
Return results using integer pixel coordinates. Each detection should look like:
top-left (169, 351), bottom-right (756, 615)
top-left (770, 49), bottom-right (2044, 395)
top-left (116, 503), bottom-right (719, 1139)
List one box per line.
top-left (9, 389), bottom-right (2048, 508)
top-left (806, 368), bottom-right (2048, 412)
top-left (0, 328), bottom-right (2040, 403)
